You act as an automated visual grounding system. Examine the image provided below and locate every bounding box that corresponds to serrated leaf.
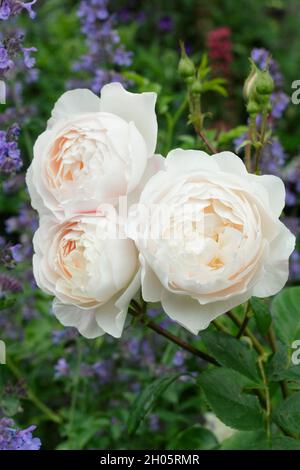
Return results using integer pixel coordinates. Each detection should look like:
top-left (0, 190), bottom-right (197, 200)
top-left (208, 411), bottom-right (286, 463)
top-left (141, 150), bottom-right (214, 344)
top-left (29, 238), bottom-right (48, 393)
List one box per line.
top-left (127, 373), bottom-right (183, 435)
top-left (250, 297), bottom-right (272, 336)
top-left (198, 368), bottom-right (264, 431)
top-left (272, 287), bottom-right (300, 345)
top-left (273, 391), bottom-right (300, 434)
top-left (201, 331), bottom-right (260, 383)
top-left (167, 425), bottom-right (218, 450)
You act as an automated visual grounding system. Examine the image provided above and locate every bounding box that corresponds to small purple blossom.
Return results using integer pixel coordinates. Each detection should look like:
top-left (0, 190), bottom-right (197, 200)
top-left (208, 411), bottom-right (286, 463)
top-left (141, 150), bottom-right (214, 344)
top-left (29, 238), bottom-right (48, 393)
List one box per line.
top-left (0, 272), bottom-right (22, 293)
top-left (0, 0), bottom-right (36, 20)
top-left (68, 0), bottom-right (132, 93)
top-left (54, 358), bottom-right (70, 378)
top-left (0, 418), bottom-right (41, 450)
top-left (0, 124), bottom-right (22, 174)
top-left (21, 46), bottom-right (37, 68)
top-left (158, 15), bottom-right (173, 32)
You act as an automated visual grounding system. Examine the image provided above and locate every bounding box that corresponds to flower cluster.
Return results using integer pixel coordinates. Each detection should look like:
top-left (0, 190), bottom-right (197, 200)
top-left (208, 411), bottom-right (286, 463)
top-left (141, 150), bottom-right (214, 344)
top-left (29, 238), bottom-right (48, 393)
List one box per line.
top-left (0, 417), bottom-right (41, 450)
top-left (0, 1), bottom-right (36, 21)
top-left (27, 81), bottom-right (294, 338)
top-left (69, 0), bottom-right (133, 93)
top-left (0, 123), bottom-right (22, 174)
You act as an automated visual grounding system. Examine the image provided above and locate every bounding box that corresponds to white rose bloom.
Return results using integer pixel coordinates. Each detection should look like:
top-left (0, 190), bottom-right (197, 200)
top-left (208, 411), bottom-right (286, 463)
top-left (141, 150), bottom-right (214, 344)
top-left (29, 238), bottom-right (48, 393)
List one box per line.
top-left (26, 82), bottom-right (157, 220)
top-left (33, 211), bottom-right (140, 338)
top-left (129, 149), bottom-right (295, 335)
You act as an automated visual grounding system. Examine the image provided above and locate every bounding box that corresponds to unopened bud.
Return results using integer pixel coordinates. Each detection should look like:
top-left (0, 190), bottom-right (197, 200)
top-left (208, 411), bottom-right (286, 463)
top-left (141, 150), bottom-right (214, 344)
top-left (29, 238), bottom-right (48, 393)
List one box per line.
top-left (256, 69), bottom-right (274, 95)
top-left (178, 42), bottom-right (195, 79)
top-left (191, 78), bottom-right (202, 95)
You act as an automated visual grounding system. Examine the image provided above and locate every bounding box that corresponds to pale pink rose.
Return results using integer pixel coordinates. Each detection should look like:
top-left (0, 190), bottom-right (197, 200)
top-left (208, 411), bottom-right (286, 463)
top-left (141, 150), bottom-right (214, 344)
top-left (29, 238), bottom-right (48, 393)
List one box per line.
top-left (26, 83), bottom-right (157, 220)
top-left (33, 210), bottom-right (140, 338)
top-left (129, 149), bottom-right (295, 335)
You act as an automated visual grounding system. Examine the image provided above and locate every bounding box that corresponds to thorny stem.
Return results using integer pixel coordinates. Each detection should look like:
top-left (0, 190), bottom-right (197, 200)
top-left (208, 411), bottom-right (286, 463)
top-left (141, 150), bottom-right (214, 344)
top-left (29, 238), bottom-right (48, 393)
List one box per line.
top-left (254, 110), bottom-right (268, 174)
top-left (189, 89), bottom-right (217, 154)
top-left (258, 357), bottom-right (271, 441)
top-left (236, 301), bottom-right (252, 339)
top-left (128, 307), bottom-right (218, 366)
top-left (195, 128), bottom-right (217, 154)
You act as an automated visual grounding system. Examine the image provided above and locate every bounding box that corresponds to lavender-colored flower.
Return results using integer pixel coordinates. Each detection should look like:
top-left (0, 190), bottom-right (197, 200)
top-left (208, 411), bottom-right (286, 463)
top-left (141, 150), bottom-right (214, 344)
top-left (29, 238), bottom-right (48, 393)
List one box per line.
top-left (158, 15), bottom-right (173, 32)
top-left (0, 418), bottom-right (41, 450)
top-left (52, 328), bottom-right (78, 345)
top-left (172, 350), bottom-right (185, 367)
top-left (270, 91), bottom-right (289, 119)
top-left (149, 414), bottom-right (160, 431)
top-left (0, 46), bottom-right (13, 70)
top-left (290, 250), bottom-right (300, 281)
top-left (0, 272), bottom-right (22, 294)
top-left (21, 46), bottom-right (37, 68)
top-left (54, 358), bottom-right (70, 378)
top-left (0, 1), bottom-right (36, 20)
top-left (68, 0), bottom-right (132, 93)
top-left (0, 124), bottom-right (22, 174)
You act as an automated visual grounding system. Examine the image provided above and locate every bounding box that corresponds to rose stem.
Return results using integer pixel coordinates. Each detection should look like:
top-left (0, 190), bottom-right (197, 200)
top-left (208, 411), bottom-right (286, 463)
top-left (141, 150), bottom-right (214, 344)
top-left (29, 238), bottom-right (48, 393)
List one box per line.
top-left (128, 307), bottom-right (218, 366)
top-left (236, 300), bottom-right (252, 339)
top-left (195, 128), bottom-right (217, 154)
top-left (227, 310), bottom-right (265, 355)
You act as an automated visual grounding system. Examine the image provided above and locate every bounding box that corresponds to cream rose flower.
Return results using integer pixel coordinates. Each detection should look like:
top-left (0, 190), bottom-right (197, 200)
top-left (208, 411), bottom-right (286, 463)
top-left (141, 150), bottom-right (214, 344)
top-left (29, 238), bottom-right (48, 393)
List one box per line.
top-left (26, 82), bottom-right (157, 220)
top-left (33, 210), bottom-right (140, 338)
top-left (129, 149), bottom-right (295, 335)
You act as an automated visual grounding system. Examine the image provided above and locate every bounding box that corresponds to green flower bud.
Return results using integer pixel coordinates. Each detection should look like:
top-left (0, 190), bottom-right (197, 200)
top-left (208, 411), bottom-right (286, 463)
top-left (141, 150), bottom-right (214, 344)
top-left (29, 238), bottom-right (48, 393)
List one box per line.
top-left (243, 60), bottom-right (258, 100)
top-left (178, 41), bottom-right (195, 79)
top-left (256, 69), bottom-right (274, 95)
top-left (191, 78), bottom-right (202, 95)
top-left (247, 100), bottom-right (260, 115)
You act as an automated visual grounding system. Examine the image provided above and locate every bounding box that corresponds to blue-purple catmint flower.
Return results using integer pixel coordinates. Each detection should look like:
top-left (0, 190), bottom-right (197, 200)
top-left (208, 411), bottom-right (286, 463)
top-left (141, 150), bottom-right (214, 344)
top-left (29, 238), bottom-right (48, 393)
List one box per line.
top-left (0, 418), bottom-right (41, 450)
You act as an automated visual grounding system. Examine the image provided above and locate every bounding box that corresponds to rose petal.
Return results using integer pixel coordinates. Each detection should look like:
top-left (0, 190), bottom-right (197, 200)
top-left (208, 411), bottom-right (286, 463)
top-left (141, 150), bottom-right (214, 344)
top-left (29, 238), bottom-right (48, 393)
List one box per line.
top-left (100, 82), bottom-right (157, 156)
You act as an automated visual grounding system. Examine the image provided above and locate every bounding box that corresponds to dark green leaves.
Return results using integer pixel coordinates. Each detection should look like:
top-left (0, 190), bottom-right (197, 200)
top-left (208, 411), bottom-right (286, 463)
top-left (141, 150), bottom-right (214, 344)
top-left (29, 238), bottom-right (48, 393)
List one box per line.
top-left (250, 297), bottom-right (272, 336)
top-left (198, 368), bottom-right (264, 431)
top-left (201, 331), bottom-right (260, 383)
top-left (272, 287), bottom-right (300, 345)
top-left (273, 391), bottom-right (300, 434)
top-left (127, 373), bottom-right (184, 435)
top-left (168, 425), bottom-right (218, 450)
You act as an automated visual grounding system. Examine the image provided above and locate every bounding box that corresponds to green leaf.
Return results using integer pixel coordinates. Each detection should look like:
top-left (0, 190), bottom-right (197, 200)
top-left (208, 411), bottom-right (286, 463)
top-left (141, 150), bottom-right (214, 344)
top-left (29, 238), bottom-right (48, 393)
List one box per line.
top-left (167, 425), bottom-right (218, 450)
top-left (0, 396), bottom-right (22, 417)
top-left (0, 296), bottom-right (16, 310)
top-left (272, 287), bottom-right (300, 345)
top-left (201, 331), bottom-right (260, 383)
top-left (250, 297), bottom-right (272, 336)
top-left (198, 368), bottom-right (264, 431)
top-left (218, 126), bottom-right (248, 146)
top-left (268, 342), bottom-right (290, 381)
top-left (272, 436), bottom-right (300, 450)
top-left (273, 391), bottom-right (300, 434)
top-left (220, 430), bottom-right (269, 450)
top-left (127, 373), bottom-right (183, 435)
